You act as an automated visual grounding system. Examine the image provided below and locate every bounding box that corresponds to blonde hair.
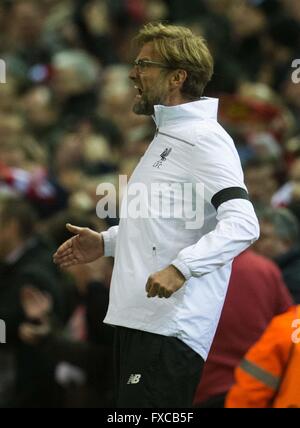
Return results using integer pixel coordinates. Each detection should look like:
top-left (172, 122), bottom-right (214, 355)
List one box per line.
top-left (134, 22), bottom-right (214, 98)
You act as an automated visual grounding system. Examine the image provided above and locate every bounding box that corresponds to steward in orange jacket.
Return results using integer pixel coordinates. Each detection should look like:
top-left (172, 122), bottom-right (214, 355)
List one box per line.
top-left (226, 306), bottom-right (300, 408)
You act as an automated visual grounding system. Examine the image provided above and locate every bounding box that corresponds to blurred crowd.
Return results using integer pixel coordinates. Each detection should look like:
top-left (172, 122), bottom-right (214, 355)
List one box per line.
top-left (0, 0), bottom-right (300, 408)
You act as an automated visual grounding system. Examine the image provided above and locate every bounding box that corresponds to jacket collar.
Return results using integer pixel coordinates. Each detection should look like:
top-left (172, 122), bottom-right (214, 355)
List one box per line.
top-left (153, 97), bottom-right (219, 128)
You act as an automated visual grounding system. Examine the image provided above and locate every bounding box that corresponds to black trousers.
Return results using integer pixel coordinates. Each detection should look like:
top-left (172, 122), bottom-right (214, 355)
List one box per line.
top-left (114, 327), bottom-right (204, 408)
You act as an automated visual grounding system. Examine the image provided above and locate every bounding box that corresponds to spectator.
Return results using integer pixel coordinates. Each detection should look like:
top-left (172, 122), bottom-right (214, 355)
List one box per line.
top-left (51, 49), bottom-right (100, 126)
top-left (0, 196), bottom-right (64, 407)
top-left (244, 158), bottom-right (279, 211)
top-left (226, 305), bottom-right (300, 408)
top-left (18, 265), bottom-right (114, 408)
top-left (254, 208), bottom-right (300, 303)
top-left (194, 249), bottom-right (293, 408)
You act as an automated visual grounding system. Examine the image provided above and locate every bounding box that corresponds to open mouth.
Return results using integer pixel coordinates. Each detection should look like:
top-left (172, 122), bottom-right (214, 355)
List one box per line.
top-left (134, 85), bottom-right (143, 97)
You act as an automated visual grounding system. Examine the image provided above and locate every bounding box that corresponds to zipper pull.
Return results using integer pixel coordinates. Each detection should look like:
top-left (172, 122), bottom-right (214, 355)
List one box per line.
top-left (152, 245), bottom-right (157, 270)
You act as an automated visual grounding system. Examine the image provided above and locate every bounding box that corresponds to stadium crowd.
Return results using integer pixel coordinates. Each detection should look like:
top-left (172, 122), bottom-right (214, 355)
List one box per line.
top-left (0, 0), bottom-right (300, 408)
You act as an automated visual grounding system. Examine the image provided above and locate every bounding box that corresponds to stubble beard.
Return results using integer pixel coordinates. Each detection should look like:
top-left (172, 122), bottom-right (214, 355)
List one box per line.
top-left (133, 90), bottom-right (166, 116)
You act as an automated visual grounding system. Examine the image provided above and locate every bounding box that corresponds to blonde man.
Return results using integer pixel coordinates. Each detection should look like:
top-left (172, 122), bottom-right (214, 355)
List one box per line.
top-left (54, 23), bottom-right (259, 407)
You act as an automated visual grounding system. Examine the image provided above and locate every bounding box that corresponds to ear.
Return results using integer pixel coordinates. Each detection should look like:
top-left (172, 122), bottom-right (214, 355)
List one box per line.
top-left (170, 69), bottom-right (188, 89)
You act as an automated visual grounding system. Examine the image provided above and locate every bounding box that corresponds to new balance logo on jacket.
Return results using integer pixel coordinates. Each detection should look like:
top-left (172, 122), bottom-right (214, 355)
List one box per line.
top-left (127, 374), bottom-right (142, 384)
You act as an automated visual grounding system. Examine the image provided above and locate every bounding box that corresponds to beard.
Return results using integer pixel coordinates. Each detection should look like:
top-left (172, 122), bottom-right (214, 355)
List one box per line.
top-left (132, 90), bottom-right (166, 116)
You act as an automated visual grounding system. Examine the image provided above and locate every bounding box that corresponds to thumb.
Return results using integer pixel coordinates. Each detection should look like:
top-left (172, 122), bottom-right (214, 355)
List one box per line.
top-left (66, 224), bottom-right (84, 235)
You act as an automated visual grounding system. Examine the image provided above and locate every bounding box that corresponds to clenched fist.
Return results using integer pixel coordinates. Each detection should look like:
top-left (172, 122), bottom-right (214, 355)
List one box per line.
top-left (146, 265), bottom-right (186, 298)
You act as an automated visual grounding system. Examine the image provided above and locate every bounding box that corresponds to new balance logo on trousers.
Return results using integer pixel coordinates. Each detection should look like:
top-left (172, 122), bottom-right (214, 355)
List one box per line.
top-left (127, 374), bottom-right (142, 384)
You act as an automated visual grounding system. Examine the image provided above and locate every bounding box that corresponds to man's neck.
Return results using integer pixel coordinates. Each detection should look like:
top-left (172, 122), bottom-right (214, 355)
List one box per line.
top-left (164, 91), bottom-right (196, 107)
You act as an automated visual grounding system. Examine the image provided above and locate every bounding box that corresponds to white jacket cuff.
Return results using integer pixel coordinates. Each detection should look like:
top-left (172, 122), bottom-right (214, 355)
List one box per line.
top-left (102, 226), bottom-right (119, 257)
top-left (171, 259), bottom-right (192, 281)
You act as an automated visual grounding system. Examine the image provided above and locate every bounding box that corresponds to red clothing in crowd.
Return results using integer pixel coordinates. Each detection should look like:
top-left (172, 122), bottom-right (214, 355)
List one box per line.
top-left (194, 249), bottom-right (293, 406)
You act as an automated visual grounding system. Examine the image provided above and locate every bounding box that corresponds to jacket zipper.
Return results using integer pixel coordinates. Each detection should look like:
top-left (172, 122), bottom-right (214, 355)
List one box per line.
top-left (152, 245), bottom-right (157, 271)
top-left (155, 129), bottom-right (195, 147)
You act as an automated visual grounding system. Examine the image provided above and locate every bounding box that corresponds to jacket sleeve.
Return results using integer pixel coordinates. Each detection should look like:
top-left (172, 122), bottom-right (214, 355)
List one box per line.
top-left (172, 128), bottom-right (260, 280)
top-left (225, 313), bottom-right (292, 408)
top-left (101, 225), bottom-right (119, 258)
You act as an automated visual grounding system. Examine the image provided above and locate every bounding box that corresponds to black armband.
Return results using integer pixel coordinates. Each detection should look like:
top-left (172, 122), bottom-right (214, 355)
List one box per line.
top-left (211, 187), bottom-right (249, 210)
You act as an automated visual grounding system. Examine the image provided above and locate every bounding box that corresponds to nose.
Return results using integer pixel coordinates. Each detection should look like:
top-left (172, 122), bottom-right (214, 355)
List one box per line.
top-left (129, 66), bottom-right (137, 81)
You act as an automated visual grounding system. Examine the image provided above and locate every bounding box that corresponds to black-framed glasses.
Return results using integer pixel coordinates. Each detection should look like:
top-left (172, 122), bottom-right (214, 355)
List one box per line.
top-left (133, 59), bottom-right (171, 72)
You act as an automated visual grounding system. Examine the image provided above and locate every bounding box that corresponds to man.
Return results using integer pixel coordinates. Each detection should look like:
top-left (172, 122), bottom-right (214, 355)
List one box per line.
top-left (54, 23), bottom-right (259, 408)
top-left (226, 305), bottom-right (300, 408)
top-left (0, 196), bottom-right (63, 407)
top-left (254, 208), bottom-right (300, 303)
top-left (18, 278), bottom-right (114, 408)
top-left (194, 249), bottom-right (293, 408)
top-left (243, 158), bottom-right (278, 212)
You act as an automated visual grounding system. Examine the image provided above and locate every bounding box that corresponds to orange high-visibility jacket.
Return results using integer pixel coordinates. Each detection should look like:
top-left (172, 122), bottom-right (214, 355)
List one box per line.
top-left (226, 306), bottom-right (300, 408)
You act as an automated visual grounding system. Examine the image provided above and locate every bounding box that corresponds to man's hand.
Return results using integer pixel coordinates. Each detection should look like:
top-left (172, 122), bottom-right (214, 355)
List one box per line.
top-left (146, 265), bottom-right (186, 298)
top-left (53, 224), bottom-right (104, 268)
top-left (20, 286), bottom-right (52, 321)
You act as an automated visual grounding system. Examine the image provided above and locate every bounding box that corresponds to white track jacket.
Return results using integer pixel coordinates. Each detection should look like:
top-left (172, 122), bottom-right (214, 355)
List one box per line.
top-left (102, 98), bottom-right (259, 360)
